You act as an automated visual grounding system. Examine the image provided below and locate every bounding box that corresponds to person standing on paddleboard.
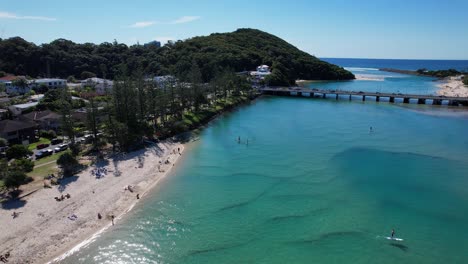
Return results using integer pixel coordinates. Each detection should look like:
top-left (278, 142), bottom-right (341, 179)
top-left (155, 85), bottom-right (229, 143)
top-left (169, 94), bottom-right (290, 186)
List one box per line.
top-left (391, 229), bottom-right (395, 238)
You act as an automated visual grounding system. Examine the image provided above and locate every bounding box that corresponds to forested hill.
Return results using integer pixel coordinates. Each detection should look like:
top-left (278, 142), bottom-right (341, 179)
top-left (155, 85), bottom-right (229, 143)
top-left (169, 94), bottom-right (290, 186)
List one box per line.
top-left (0, 28), bottom-right (354, 85)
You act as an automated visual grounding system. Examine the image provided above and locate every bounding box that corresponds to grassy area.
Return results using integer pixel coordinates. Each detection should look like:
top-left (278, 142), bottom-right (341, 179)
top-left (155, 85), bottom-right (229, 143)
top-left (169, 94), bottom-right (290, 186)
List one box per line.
top-left (28, 137), bottom-right (51, 151)
top-left (34, 150), bottom-right (70, 166)
top-left (27, 162), bottom-right (58, 179)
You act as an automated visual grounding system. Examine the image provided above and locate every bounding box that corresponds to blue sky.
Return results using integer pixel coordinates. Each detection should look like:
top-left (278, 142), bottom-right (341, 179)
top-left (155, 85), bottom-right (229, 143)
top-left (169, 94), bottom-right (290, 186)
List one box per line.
top-left (1, 0), bottom-right (468, 59)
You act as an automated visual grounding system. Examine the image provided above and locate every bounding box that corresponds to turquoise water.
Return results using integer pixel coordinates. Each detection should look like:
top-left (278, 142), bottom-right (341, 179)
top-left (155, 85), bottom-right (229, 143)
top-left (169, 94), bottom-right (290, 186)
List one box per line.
top-left (62, 73), bottom-right (468, 263)
top-left (63, 98), bottom-right (468, 264)
top-left (306, 67), bottom-right (439, 95)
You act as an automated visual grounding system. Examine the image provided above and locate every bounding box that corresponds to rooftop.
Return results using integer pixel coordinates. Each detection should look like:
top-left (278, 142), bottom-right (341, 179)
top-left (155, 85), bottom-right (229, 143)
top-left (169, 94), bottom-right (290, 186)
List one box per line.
top-left (10, 102), bottom-right (39, 109)
top-left (0, 119), bottom-right (37, 133)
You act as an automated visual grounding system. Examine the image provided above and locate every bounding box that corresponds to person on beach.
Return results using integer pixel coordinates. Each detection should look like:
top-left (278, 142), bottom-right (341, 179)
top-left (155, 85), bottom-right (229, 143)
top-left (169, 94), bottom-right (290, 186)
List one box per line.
top-left (136, 194), bottom-right (140, 199)
top-left (98, 213), bottom-right (102, 220)
top-left (111, 215), bottom-right (115, 226)
top-left (391, 229), bottom-right (395, 238)
top-left (11, 211), bottom-right (19, 218)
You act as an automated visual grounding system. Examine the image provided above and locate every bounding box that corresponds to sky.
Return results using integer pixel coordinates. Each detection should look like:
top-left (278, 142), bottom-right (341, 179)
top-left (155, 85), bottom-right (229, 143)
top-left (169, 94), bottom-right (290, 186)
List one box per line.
top-left (1, 0), bottom-right (468, 60)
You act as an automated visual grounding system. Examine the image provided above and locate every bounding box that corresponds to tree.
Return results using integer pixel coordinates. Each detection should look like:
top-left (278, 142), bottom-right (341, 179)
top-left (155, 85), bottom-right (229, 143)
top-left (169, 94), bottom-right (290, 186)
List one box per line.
top-left (0, 137), bottom-right (7, 147)
top-left (0, 71), bottom-right (6, 77)
top-left (6, 144), bottom-right (31, 160)
top-left (81, 71), bottom-right (96, 79)
top-left (86, 97), bottom-right (99, 148)
top-left (10, 158), bottom-right (34, 172)
top-left (463, 75), bottom-right (468, 86)
top-left (12, 77), bottom-right (30, 93)
top-left (58, 89), bottom-right (76, 146)
top-left (57, 152), bottom-right (78, 176)
top-left (3, 170), bottom-right (27, 190)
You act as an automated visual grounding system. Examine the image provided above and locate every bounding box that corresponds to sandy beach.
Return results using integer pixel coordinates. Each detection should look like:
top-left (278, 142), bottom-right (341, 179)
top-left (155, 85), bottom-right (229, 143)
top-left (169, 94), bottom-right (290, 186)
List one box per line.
top-left (436, 76), bottom-right (468, 97)
top-left (0, 140), bottom-right (184, 264)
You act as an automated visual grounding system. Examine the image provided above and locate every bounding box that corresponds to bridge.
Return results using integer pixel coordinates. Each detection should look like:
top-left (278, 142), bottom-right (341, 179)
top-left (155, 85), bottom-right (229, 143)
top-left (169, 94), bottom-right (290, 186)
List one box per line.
top-left (260, 87), bottom-right (468, 106)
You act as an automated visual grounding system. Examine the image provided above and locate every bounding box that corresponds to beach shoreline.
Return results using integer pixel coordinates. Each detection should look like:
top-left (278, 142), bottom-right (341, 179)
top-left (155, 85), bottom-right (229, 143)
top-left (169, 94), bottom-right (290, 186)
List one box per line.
top-left (0, 140), bottom-right (185, 264)
top-left (436, 76), bottom-right (468, 97)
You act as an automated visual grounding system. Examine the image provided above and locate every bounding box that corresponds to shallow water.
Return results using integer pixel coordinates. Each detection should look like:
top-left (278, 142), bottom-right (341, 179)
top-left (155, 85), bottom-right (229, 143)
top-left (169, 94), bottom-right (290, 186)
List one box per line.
top-left (61, 93), bottom-right (468, 263)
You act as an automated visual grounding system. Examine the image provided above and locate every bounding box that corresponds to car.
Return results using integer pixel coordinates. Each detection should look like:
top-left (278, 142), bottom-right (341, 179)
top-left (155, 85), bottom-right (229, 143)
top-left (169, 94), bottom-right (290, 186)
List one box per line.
top-left (37, 143), bottom-right (50, 149)
top-left (51, 138), bottom-right (64, 145)
top-left (36, 149), bottom-right (53, 159)
top-left (54, 144), bottom-right (69, 153)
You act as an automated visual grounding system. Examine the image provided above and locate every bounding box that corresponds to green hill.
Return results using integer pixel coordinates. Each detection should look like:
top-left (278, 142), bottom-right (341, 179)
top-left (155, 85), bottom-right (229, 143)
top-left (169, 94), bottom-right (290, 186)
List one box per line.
top-left (167, 28), bottom-right (354, 85)
top-left (0, 28), bottom-right (353, 85)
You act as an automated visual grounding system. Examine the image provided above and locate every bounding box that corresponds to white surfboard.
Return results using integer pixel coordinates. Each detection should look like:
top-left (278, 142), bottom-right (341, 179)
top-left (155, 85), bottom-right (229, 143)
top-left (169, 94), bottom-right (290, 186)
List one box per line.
top-left (385, 237), bottom-right (404, 241)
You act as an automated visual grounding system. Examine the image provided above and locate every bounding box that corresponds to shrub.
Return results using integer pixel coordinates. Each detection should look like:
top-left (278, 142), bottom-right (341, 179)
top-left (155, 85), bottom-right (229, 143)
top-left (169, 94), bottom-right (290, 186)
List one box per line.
top-left (6, 145), bottom-right (32, 160)
top-left (39, 130), bottom-right (57, 139)
top-left (4, 170), bottom-right (27, 190)
top-left (0, 137), bottom-right (7, 147)
top-left (57, 152), bottom-right (78, 176)
top-left (10, 158), bottom-right (34, 172)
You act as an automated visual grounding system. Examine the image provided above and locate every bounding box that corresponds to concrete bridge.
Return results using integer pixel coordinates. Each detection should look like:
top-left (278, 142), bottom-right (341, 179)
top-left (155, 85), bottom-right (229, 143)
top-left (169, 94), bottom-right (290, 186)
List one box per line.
top-left (260, 87), bottom-right (468, 106)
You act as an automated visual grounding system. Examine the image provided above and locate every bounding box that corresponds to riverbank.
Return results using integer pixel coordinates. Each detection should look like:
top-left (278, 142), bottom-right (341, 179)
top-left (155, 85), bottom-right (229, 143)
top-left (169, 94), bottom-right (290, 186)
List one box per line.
top-left (436, 76), bottom-right (468, 97)
top-left (0, 140), bottom-right (184, 264)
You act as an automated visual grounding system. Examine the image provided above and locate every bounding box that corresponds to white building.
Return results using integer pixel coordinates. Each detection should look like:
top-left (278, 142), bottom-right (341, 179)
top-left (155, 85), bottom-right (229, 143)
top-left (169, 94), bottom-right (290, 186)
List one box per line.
top-left (81, 78), bottom-right (113, 95)
top-left (250, 65), bottom-right (271, 82)
top-left (0, 76), bottom-right (31, 95)
top-left (257, 65), bottom-right (270, 73)
top-left (32, 78), bottom-right (67, 89)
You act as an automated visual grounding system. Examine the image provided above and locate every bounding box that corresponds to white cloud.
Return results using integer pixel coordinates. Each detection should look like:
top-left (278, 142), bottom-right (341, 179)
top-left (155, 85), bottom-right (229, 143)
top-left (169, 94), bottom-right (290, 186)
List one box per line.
top-left (129, 21), bottom-right (157, 28)
top-left (170, 16), bottom-right (200, 24)
top-left (0, 11), bottom-right (56, 21)
top-left (128, 16), bottom-right (200, 29)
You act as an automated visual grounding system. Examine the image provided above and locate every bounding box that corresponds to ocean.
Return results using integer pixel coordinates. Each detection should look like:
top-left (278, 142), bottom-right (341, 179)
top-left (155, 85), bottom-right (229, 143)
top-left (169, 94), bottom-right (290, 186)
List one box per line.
top-left (61, 59), bottom-right (468, 264)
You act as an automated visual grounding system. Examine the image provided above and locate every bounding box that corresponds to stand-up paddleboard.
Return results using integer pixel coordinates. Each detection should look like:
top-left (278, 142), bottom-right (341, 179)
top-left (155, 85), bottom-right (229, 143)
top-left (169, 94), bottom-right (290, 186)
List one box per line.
top-left (385, 237), bottom-right (404, 241)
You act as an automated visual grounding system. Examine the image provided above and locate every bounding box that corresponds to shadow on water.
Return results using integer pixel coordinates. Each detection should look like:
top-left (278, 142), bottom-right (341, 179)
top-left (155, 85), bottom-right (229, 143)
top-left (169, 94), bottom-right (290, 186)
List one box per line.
top-left (287, 230), bottom-right (363, 245)
top-left (329, 147), bottom-right (468, 205)
top-left (389, 242), bottom-right (409, 252)
top-left (186, 237), bottom-right (257, 257)
top-left (217, 180), bottom-right (285, 212)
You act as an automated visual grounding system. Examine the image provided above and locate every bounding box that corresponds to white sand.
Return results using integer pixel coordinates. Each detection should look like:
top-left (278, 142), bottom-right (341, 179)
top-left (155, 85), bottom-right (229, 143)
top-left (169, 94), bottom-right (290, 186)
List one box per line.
top-left (436, 76), bottom-right (468, 97)
top-left (354, 74), bottom-right (384, 81)
top-left (0, 140), bottom-right (184, 264)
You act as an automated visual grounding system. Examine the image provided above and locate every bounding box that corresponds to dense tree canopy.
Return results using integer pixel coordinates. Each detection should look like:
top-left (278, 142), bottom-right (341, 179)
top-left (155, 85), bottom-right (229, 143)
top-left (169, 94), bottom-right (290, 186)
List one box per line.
top-left (0, 29), bottom-right (353, 84)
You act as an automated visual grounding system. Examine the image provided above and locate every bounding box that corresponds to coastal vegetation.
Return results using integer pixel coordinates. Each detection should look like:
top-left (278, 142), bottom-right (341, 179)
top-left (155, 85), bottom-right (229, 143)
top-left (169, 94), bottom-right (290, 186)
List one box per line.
top-left (0, 29), bottom-right (353, 85)
top-left (381, 68), bottom-right (466, 79)
top-left (416, 68), bottom-right (465, 78)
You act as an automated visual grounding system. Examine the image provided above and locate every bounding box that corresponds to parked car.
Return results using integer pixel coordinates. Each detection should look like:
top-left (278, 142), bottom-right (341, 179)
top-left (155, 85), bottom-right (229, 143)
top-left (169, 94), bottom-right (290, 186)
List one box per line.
top-left (84, 134), bottom-right (94, 143)
top-left (36, 149), bottom-right (53, 159)
top-left (51, 138), bottom-right (64, 145)
top-left (37, 143), bottom-right (50, 149)
top-left (54, 144), bottom-right (69, 153)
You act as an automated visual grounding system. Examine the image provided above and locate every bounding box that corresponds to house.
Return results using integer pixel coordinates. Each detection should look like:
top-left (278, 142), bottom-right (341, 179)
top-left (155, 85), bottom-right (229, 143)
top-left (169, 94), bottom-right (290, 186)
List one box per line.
top-left (250, 65), bottom-right (271, 85)
top-left (21, 110), bottom-right (61, 130)
top-left (8, 102), bottom-right (39, 116)
top-left (31, 78), bottom-right (67, 90)
top-left (0, 119), bottom-right (37, 144)
top-left (146, 75), bottom-right (176, 86)
top-left (0, 75), bottom-right (31, 95)
top-left (81, 78), bottom-right (113, 95)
